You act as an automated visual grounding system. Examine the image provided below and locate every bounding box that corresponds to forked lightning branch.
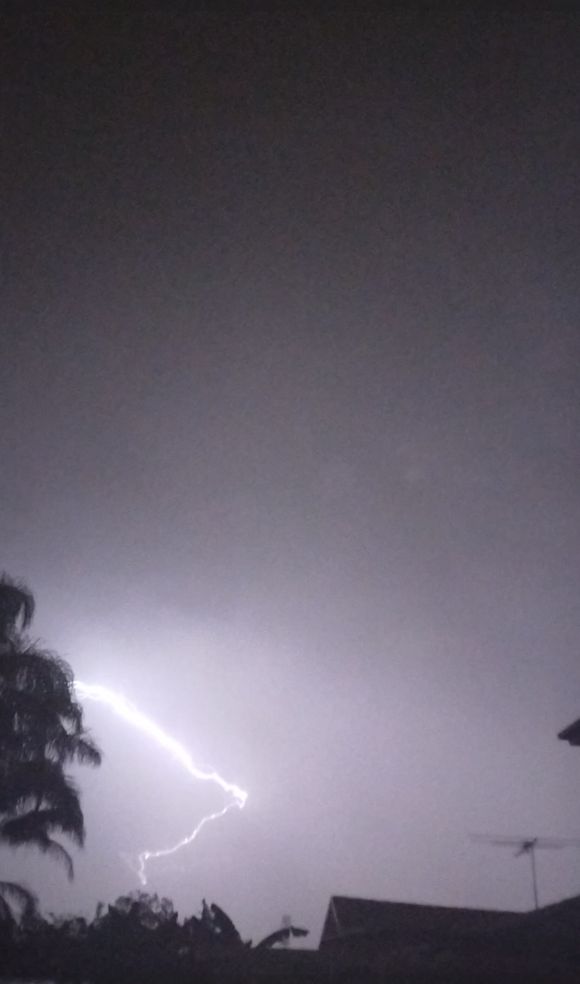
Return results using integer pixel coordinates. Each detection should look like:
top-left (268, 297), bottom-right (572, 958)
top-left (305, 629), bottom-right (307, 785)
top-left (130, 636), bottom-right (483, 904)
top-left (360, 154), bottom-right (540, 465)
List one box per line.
top-left (74, 681), bottom-right (248, 884)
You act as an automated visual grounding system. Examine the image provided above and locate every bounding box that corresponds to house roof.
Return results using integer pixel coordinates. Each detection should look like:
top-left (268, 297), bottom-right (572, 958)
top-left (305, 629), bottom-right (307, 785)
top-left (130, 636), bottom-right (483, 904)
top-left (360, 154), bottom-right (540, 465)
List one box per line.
top-left (319, 895), bottom-right (518, 948)
top-left (464, 893), bottom-right (580, 965)
top-left (500, 893), bottom-right (580, 941)
top-left (558, 718), bottom-right (580, 745)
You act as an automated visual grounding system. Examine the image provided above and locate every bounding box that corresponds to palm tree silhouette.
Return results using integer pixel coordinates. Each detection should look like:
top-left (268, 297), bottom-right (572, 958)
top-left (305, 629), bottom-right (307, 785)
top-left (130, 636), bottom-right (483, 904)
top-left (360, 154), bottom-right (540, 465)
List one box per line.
top-left (0, 575), bottom-right (101, 915)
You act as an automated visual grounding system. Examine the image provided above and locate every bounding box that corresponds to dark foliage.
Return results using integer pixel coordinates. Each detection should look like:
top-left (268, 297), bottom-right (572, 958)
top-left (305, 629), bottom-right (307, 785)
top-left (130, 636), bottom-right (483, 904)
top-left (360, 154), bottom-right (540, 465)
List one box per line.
top-left (2, 891), bottom-right (309, 983)
top-left (0, 574), bottom-right (101, 917)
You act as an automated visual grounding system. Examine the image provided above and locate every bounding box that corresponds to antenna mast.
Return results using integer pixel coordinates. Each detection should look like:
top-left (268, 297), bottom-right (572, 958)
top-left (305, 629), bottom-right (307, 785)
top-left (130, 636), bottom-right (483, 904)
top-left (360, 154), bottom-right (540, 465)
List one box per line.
top-left (470, 834), bottom-right (580, 909)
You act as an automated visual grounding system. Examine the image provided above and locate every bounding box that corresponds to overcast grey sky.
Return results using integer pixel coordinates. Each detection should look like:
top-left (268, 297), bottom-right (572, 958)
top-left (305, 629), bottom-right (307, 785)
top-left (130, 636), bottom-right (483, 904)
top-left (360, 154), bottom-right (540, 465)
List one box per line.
top-left (1, 5), bottom-right (580, 943)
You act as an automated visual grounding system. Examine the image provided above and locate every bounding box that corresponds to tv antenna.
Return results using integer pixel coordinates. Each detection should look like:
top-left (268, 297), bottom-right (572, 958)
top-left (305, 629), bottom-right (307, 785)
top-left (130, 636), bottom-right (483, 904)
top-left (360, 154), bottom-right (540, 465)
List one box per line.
top-left (470, 834), bottom-right (580, 909)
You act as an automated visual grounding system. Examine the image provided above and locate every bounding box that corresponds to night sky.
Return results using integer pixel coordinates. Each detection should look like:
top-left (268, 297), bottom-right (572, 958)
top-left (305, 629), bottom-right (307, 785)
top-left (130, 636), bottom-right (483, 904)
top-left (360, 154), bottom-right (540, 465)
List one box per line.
top-left (1, 5), bottom-right (580, 944)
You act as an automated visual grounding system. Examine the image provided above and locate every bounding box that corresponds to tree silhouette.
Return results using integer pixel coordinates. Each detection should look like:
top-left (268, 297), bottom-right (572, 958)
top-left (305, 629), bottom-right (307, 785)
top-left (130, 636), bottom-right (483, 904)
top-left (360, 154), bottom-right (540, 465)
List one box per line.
top-left (0, 575), bottom-right (101, 918)
top-left (2, 890), bottom-right (310, 982)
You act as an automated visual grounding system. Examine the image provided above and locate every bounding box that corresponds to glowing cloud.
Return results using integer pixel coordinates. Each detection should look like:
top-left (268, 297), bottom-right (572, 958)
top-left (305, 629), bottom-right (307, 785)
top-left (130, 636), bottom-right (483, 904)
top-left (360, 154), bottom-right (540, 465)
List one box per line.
top-left (74, 681), bottom-right (248, 884)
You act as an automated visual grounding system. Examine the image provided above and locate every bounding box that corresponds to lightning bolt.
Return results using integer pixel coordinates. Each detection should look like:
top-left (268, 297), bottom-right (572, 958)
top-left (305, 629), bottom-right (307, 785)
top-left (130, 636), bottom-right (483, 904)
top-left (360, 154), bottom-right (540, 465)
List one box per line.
top-left (74, 681), bottom-right (248, 885)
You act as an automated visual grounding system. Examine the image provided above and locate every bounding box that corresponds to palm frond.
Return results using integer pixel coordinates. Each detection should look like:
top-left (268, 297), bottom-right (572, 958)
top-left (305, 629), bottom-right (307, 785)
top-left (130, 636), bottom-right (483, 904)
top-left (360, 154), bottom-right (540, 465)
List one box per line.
top-left (255, 928), bottom-right (287, 949)
top-left (0, 817), bottom-right (75, 879)
top-left (48, 732), bottom-right (102, 767)
top-left (255, 925), bottom-right (309, 949)
top-left (16, 647), bottom-right (75, 703)
top-left (209, 903), bottom-right (242, 944)
top-left (0, 895), bottom-right (13, 924)
top-left (42, 838), bottom-right (75, 879)
top-left (0, 575), bottom-right (35, 635)
top-left (1, 803), bottom-right (85, 850)
top-left (0, 759), bottom-right (83, 820)
top-left (0, 881), bottom-right (38, 921)
top-left (0, 574), bottom-right (101, 880)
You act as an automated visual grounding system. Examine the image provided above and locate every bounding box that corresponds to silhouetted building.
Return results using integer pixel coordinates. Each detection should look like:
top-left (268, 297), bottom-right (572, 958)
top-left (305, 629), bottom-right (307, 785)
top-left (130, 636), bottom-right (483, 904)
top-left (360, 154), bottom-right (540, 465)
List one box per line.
top-left (318, 894), bottom-right (580, 978)
top-left (320, 895), bottom-right (517, 953)
top-left (558, 719), bottom-right (580, 746)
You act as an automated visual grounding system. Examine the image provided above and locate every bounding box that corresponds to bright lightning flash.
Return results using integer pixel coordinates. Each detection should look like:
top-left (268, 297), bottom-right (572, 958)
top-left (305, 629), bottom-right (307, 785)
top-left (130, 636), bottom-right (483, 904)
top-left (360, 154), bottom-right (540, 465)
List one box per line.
top-left (74, 681), bottom-right (248, 885)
